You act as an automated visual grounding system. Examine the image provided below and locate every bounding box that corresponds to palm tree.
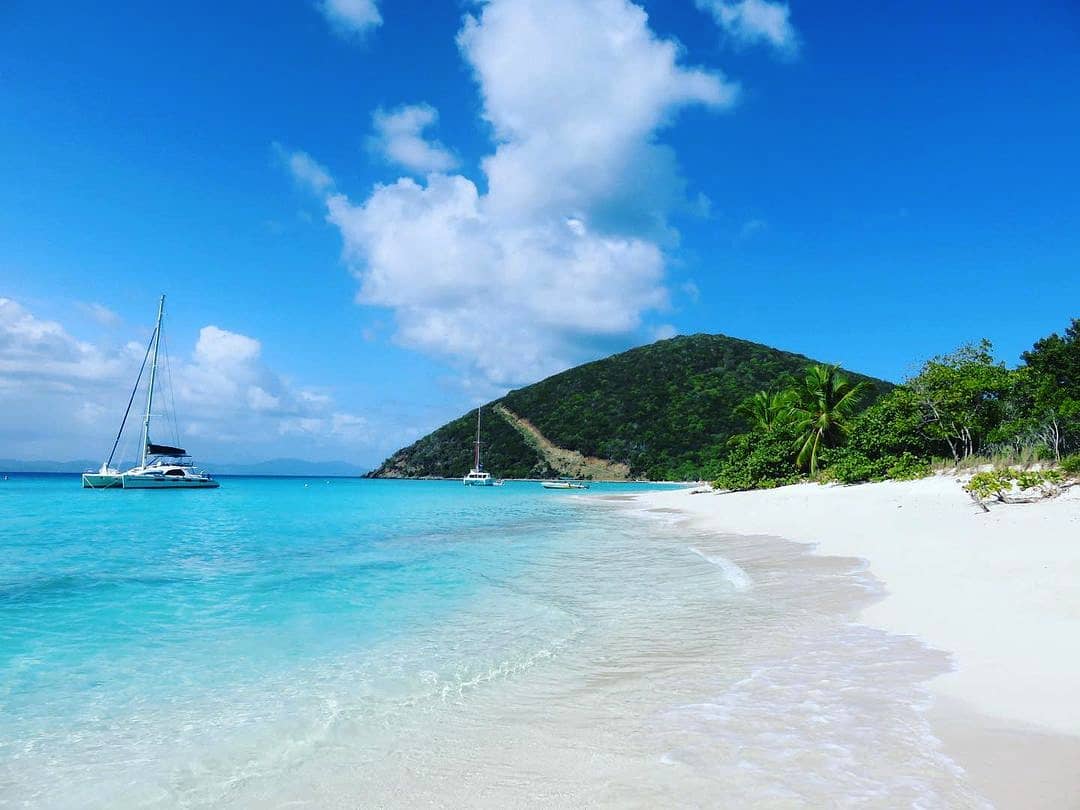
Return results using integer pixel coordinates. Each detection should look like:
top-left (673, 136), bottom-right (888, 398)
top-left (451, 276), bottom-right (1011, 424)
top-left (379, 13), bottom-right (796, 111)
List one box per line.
top-left (790, 365), bottom-right (870, 474)
top-left (735, 389), bottom-right (796, 433)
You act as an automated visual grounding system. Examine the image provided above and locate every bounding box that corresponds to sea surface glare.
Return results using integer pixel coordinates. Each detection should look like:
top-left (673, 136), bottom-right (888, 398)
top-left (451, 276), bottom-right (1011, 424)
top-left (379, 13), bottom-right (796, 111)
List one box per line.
top-left (0, 476), bottom-right (987, 807)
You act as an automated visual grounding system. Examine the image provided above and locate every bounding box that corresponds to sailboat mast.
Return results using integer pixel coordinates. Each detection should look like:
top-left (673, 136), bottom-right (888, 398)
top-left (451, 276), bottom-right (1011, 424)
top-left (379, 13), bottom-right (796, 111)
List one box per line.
top-left (474, 407), bottom-right (481, 470)
top-left (105, 330), bottom-right (155, 468)
top-left (139, 295), bottom-right (165, 468)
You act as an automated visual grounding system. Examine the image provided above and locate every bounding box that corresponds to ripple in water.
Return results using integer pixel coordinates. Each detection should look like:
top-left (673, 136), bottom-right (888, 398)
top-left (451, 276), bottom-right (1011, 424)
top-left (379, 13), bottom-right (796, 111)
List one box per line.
top-left (688, 546), bottom-right (753, 591)
top-left (0, 479), bottom-right (988, 807)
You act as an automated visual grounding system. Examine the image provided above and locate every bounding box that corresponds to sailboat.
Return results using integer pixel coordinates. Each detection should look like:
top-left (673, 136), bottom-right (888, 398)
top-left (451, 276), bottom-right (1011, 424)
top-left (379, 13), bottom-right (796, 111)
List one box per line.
top-left (81, 296), bottom-right (219, 490)
top-left (462, 407), bottom-right (494, 486)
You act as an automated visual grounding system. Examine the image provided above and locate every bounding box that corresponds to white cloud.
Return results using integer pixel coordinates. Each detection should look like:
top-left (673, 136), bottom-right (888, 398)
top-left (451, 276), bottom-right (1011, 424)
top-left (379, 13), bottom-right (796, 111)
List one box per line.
top-left (293, 0), bottom-right (736, 386)
top-left (278, 146), bottom-right (335, 194)
top-left (174, 326), bottom-right (364, 447)
top-left (299, 389), bottom-right (333, 407)
top-left (329, 412), bottom-right (370, 441)
top-left (696, 0), bottom-right (799, 56)
top-left (459, 0), bottom-right (736, 231)
top-left (78, 302), bottom-right (121, 327)
top-left (738, 217), bottom-right (767, 240)
top-left (0, 298), bottom-right (125, 391)
top-left (193, 325), bottom-right (261, 367)
top-left (247, 386), bottom-right (282, 412)
top-left (326, 178), bottom-right (669, 382)
top-left (317, 0), bottom-right (382, 38)
top-left (76, 400), bottom-right (108, 425)
top-left (368, 104), bottom-right (459, 174)
top-left (280, 411), bottom-right (371, 443)
top-left (0, 299), bottom-right (369, 460)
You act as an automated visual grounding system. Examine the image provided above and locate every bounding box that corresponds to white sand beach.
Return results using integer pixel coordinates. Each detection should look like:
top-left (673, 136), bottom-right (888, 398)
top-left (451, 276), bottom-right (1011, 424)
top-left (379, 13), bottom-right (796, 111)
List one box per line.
top-left (631, 477), bottom-right (1080, 808)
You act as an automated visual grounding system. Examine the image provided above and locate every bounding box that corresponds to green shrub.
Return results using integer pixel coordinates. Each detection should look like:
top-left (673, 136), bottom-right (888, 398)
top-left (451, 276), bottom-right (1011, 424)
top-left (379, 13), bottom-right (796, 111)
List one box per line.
top-left (1060, 454), bottom-right (1080, 476)
top-left (846, 387), bottom-right (943, 460)
top-left (712, 423), bottom-right (801, 491)
top-left (817, 448), bottom-right (890, 484)
top-left (886, 452), bottom-right (932, 480)
top-left (966, 467), bottom-right (1063, 500)
top-left (1014, 469), bottom-right (1061, 489)
top-left (814, 466), bottom-right (839, 484)
top-left (965, 470), bottom-right (1015, 500)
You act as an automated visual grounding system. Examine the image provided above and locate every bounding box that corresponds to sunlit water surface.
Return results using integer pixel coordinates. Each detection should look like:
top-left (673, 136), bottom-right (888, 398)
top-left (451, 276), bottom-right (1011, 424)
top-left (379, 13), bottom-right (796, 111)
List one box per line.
top-left (0, 476), bottom-right (986, 807)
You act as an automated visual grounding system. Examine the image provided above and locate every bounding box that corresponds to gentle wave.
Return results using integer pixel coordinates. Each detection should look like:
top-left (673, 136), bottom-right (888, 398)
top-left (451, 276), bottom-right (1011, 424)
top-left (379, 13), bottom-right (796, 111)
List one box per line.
top-left (688, 546), bottom-right (753, 591)
top-left (0, 477), bottom-right (986, 807)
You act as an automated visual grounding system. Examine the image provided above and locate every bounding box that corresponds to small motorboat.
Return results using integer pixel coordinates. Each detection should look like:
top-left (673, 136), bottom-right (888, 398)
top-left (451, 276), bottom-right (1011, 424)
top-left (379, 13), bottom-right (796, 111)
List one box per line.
top-left (541, 480), bottom-right (589, 490)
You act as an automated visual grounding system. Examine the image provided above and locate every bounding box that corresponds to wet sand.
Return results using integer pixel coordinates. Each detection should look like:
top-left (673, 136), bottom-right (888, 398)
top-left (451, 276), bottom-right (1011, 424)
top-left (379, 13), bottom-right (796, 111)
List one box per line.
top-left (629, 477), bottom-right (1080, 808)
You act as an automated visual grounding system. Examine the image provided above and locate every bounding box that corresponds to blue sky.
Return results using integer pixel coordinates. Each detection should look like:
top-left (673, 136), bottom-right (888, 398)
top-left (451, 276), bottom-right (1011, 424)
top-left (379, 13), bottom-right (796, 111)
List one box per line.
top-left (2, 0), bottom-right (1078, 465)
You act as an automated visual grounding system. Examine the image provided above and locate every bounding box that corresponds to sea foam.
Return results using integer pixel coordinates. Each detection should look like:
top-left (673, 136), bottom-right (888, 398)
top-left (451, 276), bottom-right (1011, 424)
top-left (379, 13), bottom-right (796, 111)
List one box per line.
top-left (688, 546), bottom-right (753, 591)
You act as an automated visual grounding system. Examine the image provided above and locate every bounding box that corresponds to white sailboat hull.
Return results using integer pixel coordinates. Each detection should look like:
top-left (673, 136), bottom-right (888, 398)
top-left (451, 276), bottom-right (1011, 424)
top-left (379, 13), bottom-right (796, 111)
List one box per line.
top-left (81, 295), bottom-right (221, 492)
top-left (120, 473), bottom-right (219, 489)
top-left (82, 472), bottom-right (219, 489)
top-left (462, 470), bottom-right (494, 486)
top-left (464, 408), bottom-right (494, 486)
top-left (81, 473), bottom-right (124, 489)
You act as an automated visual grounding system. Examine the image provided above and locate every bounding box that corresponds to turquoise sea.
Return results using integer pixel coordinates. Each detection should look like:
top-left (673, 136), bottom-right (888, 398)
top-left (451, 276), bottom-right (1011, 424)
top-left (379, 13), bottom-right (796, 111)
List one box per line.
top-left (0, 475), bottom-right (987, 807)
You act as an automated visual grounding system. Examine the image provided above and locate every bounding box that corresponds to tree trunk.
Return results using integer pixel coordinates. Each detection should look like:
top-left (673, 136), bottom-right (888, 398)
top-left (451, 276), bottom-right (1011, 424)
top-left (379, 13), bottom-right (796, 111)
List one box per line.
top-left (926, 399), bottom-right (960, 463)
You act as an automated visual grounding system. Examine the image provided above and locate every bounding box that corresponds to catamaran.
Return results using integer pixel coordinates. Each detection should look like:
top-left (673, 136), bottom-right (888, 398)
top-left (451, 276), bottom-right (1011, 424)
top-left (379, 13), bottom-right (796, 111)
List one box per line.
top-left (462, 407), bottom-right (494, 486)
top-left (81, 295), bottom-right (219, 490)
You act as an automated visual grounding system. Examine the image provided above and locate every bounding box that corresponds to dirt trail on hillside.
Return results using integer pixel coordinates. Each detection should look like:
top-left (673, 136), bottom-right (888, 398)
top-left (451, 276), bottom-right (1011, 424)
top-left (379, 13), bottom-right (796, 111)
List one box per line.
top-left (493, 405), bottom-right (632, 481)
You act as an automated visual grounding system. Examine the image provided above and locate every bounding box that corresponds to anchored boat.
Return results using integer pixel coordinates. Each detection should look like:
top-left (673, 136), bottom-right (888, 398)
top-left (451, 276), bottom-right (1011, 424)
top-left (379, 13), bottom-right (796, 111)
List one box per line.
top-left (82, 296), bottom-right (219, 490)
top-left (462, 407), bottom-right (494, 486)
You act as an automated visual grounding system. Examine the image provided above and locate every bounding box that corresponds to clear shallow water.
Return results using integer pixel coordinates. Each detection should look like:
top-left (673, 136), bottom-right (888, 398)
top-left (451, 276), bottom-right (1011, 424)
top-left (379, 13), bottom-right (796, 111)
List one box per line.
top-left (0, 476), bottom-right (986, 807)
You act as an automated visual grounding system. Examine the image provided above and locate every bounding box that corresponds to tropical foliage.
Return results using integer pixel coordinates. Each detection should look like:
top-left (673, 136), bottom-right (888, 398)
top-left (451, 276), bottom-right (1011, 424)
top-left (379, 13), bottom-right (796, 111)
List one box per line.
top-left (734, 389), bottom-right (797, 434)
top-left (369, 321), bottom-right (1077, 484)
top-left (1060, 454), bottom-right (1080, 476)
top-left (1018, 320), bottom-right (1080, 460)
top-left (715, 318), bottom-right (1079, 490)
top-left (368, 404), bottom-right (557, 480)
top-left (964, 468), bottom-right (1064, 502)
top-left (790, 365), bottom-right (871, 473)
top-left (368, 334), bottom-right (890, 480)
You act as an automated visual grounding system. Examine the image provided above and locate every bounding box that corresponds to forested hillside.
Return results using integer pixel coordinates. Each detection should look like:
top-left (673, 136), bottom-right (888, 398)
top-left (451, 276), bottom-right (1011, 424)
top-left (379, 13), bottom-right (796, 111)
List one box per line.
top-left (368, 334), bottom-right (892, 480)
top-left (368, 404), bottom-right (556, 480)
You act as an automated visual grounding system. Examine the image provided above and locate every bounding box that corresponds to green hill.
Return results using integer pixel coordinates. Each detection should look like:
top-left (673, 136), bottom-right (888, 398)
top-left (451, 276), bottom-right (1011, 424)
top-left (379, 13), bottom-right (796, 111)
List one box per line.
top-left (368, 334), bottom-right (893, 481)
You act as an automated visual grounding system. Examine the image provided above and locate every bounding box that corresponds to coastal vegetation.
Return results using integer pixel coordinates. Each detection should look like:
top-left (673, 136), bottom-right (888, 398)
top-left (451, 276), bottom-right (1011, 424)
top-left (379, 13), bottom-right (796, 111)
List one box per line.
top-left (367, 404), bottom-right (557, 479)
top-left (714, 319), bottom-right (1080, 491)
top-left (368, 320), bottom-right (1076, 486)
top-left (367, 334), bottom-right (891, 480)
top-left (964, 467), bottom-right (1065, 501)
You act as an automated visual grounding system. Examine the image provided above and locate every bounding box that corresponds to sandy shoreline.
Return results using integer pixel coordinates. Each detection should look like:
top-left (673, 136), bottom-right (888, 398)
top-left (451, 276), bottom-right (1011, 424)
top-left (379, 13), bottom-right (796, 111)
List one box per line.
top-left (628, 476), bottom-right (1080, 808)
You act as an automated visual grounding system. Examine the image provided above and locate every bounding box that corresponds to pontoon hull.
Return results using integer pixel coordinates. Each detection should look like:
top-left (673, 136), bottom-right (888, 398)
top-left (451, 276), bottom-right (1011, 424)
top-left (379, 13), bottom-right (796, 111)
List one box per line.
top-left (81, 473), bottom-right (124, 489)
top-left (463, 470), bottom-right (494, 486)
top-left (120, 474), bottom-right (219, 489)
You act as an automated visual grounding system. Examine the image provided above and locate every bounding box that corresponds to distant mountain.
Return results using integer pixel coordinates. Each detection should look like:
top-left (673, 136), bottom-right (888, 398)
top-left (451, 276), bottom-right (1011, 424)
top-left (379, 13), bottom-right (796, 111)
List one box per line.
top-left (368, 333), bottom-right (893, 481)
top-left (0, 458), bottom-right (367, 477)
